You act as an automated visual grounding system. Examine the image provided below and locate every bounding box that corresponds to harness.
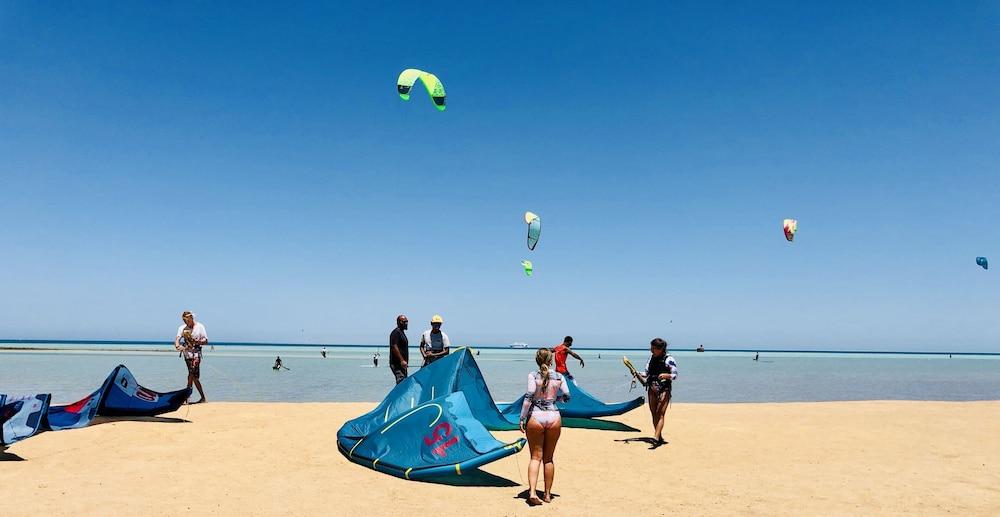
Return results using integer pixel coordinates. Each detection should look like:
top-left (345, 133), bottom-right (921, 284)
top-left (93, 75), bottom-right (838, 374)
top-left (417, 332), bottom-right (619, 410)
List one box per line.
top-left (647, 355), bottom-right (673, 393)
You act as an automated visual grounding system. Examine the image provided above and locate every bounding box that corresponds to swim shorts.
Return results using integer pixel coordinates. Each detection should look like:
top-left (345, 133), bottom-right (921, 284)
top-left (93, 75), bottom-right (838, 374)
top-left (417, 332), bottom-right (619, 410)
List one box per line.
top-left (184, 354), bottom-right (202, 379)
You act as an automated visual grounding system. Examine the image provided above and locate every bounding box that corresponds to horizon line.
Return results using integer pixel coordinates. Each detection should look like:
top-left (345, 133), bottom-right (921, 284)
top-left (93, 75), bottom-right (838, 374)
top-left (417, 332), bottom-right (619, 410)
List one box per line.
top-left (1, 339), bottom-right (997, 356)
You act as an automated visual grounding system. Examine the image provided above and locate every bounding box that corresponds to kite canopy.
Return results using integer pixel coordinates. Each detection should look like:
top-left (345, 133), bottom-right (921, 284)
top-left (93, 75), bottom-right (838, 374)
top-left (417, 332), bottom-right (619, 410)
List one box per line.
top-left (397, 68), bottom-right (446, 111)
top-left (342, 391), bottom-right (524, 481)
top-left (337, 348), bottom-right (524, 481)
top-left (783, 219), bottom-right (797, 242)
top-left (337, 348), bottom-right (645, 481)
top-left (525, 211), bottom-right (541, 250)
top-left (47, 364), bottom-right (191, 429)
top-left (977, 257), bottom-right (988, 270)
top-left (521, 260), bottom-right (533, 277)
top-left (1, 394), bottom-right (51, 448)
top-left (0, 365), bottom-right (191, 448)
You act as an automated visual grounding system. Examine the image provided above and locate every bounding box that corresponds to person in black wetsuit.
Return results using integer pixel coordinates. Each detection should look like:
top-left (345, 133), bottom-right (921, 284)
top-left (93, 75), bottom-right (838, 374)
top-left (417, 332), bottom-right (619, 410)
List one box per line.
top-left (389, 315), bottom-right (409, 384)
top-left (273, 356), bottom-right (283, 370)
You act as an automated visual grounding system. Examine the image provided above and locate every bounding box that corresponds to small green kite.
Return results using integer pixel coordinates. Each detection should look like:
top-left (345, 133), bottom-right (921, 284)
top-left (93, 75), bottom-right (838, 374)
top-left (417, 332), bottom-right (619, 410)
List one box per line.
top-left (521, 260), bottom-right (533, 277)
top-left (397, 68), bottom-right (446, 111)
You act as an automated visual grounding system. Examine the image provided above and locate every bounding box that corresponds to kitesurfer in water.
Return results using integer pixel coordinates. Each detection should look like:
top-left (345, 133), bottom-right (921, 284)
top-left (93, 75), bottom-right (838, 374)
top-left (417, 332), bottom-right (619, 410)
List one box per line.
top-left (389, 315), bottom-right (409, 384)
top-left (754, 352), bottom-right (759, 361)
top-left (633, 338), bottom-right (677, 448)
top-left (174, 311), bottom-right (208, 404)
top-left (553, 336), bottom-right (584, 382)
top-left (273, 356), bottom-right (283, 370)
top-left (519, 348), bottom-right (570, 506)
top-left (321, 347), bottom-right (327, 358)
top-left (420, 315), bottom-right (451, 366)
top-left (373, 352), bottom-right (379, 368)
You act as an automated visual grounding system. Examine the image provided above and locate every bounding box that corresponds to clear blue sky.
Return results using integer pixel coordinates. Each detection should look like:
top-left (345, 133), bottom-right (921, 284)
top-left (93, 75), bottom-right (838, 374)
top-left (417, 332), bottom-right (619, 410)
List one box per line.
top-left (1, 2), bottom-right (998, 351)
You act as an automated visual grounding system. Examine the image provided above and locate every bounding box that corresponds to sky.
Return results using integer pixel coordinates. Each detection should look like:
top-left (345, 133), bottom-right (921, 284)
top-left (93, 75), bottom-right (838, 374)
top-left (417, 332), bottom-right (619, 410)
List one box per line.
top-left (1, 2), bottom-right (998, 351)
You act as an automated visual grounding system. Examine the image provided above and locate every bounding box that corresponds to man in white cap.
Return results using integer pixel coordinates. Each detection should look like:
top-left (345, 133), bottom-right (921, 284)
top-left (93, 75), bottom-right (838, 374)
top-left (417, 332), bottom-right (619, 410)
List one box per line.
top-left (419, 314), bottom-right (451, 366)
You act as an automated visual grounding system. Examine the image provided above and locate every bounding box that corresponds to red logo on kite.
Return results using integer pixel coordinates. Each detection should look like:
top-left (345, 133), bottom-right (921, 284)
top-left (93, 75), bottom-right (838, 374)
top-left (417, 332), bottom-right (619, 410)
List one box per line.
top-left (135, 387), bottom-right (159, 403)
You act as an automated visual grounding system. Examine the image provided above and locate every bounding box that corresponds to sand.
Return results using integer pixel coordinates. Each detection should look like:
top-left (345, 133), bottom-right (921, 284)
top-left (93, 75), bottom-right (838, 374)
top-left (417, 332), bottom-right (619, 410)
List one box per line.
top-left (2, 401), bottom-right (999, 516)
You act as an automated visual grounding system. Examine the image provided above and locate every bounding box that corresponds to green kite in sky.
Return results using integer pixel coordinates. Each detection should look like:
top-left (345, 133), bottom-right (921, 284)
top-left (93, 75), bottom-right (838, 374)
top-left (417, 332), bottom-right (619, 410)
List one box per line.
top-left (397, 69), bottom-right (446, 111)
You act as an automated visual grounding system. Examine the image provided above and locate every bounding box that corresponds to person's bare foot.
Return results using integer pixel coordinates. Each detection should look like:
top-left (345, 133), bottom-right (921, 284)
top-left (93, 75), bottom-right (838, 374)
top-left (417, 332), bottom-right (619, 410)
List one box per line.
top-left (527, 496), bottom-right (543, 506)
top-left (192, 398), bottom-right (206, 404)
top-left (542, 493), bottom-right (552, 503)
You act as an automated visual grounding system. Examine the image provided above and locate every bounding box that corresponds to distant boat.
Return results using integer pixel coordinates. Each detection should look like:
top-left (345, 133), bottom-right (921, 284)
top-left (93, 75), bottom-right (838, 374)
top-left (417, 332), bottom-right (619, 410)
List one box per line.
top-left (696, 345), bottom-right (705, 352)
top-left (509, 342), bottom-right (529, 349)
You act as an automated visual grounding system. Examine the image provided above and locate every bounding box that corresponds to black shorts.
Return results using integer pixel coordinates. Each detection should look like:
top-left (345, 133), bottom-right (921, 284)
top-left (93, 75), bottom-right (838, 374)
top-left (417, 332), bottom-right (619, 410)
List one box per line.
top-left (390, 364), bottom-right (408, 384)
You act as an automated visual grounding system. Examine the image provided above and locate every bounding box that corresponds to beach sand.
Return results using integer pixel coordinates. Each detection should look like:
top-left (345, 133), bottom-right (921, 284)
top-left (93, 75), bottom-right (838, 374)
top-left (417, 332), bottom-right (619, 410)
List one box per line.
top-left (2, 401), bottom-right (998, 516)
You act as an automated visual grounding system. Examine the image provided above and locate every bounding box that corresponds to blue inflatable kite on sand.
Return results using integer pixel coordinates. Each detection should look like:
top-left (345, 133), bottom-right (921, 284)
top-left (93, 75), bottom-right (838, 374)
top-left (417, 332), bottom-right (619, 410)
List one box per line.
top-left (337, 347), bottom-right (644, 481)
top-left (341, 390), bottom-right (524, 481)
top-left (337, 348), bottom-right (524, 481)
top-left (1, 365), bottom-right (190, 449)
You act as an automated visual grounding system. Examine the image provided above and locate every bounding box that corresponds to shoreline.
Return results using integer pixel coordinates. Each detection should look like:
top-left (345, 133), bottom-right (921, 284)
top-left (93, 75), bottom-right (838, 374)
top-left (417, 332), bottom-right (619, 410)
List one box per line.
top-left (2, 343), bottom-right (998, 356)
top-left (3, 401), bottom-right (998, 516)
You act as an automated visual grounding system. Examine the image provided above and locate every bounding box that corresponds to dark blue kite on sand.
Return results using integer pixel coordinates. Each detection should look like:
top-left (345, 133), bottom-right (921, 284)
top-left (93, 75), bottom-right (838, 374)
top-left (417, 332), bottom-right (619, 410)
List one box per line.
top-left (1, 365), bottom-right (190, 449)
top-left (47, 364), bottom-right (190, 429)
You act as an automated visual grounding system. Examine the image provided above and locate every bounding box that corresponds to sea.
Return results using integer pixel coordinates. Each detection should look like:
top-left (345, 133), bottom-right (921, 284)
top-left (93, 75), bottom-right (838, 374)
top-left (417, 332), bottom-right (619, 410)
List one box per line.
top-left (1, 341), bottom-right (998, 404)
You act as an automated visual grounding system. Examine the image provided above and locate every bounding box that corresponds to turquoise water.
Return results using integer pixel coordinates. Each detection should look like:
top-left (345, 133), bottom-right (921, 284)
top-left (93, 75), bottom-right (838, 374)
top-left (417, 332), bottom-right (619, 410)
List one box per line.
top-left (1, 342), bottom-right (998, 404)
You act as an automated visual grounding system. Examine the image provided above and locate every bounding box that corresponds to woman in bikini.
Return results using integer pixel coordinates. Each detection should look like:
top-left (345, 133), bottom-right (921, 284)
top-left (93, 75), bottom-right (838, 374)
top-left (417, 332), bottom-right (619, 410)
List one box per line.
top-left (519, 348), bottom-right (571, 506)
top-left (635, 337), bottom-right (678, 448)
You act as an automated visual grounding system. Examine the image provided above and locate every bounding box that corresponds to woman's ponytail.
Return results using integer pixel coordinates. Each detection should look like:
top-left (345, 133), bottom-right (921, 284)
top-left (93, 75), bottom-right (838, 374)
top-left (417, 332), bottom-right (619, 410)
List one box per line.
top-left (536, 348), bottom-right (553, 393)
